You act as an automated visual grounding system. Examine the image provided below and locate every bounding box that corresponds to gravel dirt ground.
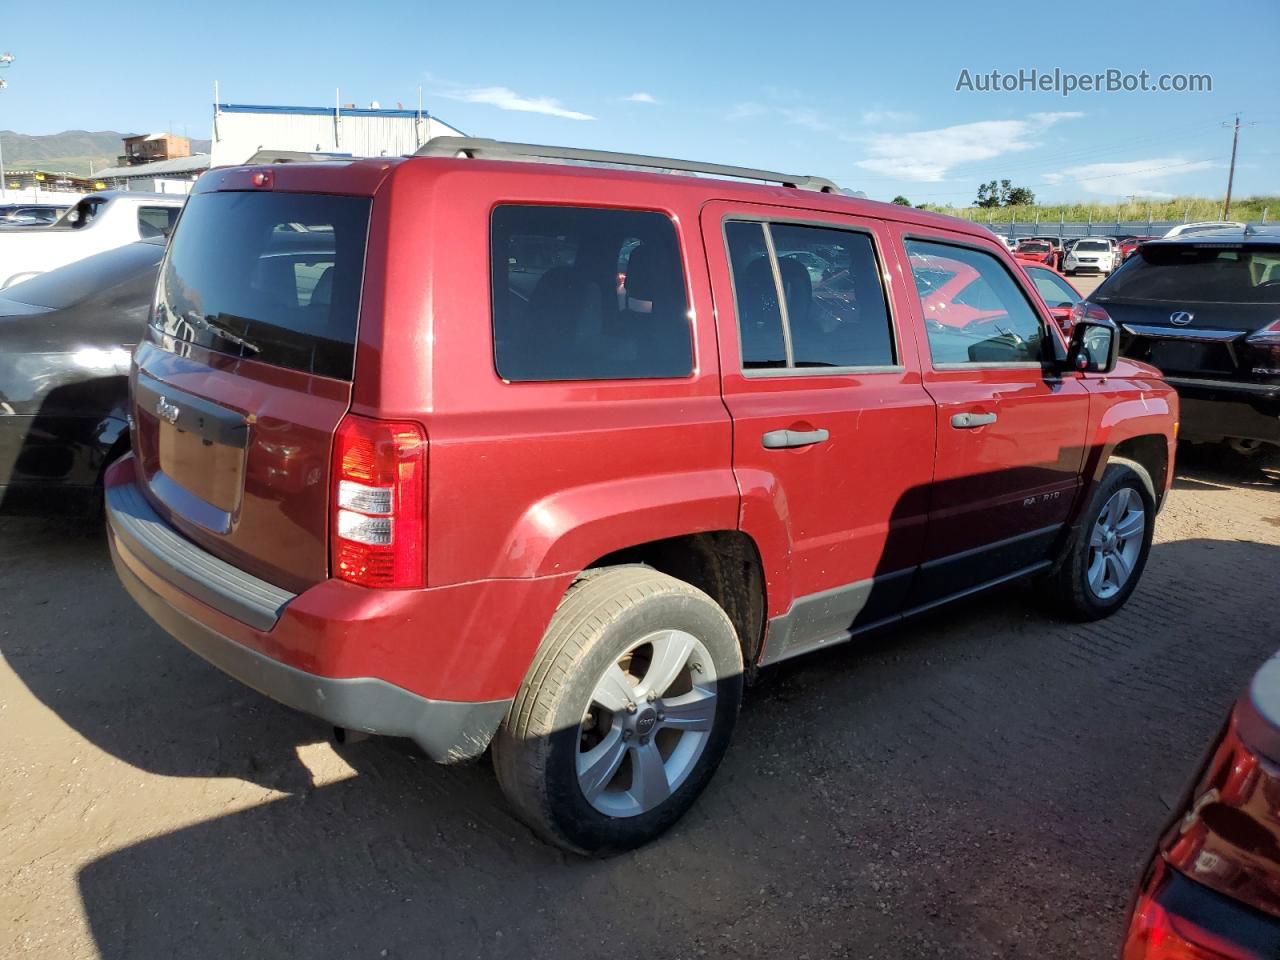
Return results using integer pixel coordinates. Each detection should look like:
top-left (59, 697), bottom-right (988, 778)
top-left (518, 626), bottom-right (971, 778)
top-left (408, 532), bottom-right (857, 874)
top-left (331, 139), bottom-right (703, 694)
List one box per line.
top-left (2, 444), bottom-right (1278, 960)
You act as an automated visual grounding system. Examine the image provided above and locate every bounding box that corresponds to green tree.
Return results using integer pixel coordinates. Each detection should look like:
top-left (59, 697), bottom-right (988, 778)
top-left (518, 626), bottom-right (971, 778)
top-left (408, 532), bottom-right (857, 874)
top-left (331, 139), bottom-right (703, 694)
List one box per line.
top-left (1005, 186), bottom-right (1036, 206)
top-left (976, 179), bottom-right (1035, 208)
top-left (975, 179), bottom-right (1004, 208)
top-left (890, 195), bottom-right (912, 206)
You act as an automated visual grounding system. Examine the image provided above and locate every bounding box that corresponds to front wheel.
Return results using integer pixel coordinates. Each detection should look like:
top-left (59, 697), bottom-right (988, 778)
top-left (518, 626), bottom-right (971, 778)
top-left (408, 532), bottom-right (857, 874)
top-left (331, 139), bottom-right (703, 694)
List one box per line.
top-left (492, 566), bottom-right (744, 855)
top-left (1045, 460), bottom-right (1155, 620)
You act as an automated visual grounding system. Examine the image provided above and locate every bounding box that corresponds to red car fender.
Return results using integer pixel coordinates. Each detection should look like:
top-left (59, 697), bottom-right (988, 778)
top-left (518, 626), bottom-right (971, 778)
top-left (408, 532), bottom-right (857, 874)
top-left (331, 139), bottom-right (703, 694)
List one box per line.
top-left (1075, 377), bottom-right (1179, 519)
top-left (504, 469), bottom-right (743, 579)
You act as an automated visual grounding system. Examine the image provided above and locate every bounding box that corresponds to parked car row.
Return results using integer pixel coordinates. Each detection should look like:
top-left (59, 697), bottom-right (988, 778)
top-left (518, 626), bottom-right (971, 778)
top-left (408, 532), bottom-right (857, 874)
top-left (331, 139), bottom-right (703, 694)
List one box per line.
top-left (0, 190), bottom-right (182, 289)
top-left (0, 143), bottom-right (1272, 955)
top-left (0, 202), bottom-right (69, 226)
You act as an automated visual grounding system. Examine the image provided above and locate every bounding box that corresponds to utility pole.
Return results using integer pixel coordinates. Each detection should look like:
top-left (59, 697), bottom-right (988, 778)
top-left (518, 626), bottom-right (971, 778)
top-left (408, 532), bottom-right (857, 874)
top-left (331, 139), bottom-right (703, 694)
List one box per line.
top-left (1222, 113), bottom-right (1243, 220)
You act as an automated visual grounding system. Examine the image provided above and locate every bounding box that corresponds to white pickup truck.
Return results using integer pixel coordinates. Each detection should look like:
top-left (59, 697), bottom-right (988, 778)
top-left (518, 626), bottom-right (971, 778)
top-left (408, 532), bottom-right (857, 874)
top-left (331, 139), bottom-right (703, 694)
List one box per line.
top-left (0, 191), bottom-right (184, 289)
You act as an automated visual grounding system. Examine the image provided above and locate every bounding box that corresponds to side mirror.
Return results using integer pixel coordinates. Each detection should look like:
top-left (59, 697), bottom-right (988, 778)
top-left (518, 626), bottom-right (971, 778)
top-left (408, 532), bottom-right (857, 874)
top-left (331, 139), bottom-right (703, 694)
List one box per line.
top-left (1066, 315), bottom-right (1119, 374)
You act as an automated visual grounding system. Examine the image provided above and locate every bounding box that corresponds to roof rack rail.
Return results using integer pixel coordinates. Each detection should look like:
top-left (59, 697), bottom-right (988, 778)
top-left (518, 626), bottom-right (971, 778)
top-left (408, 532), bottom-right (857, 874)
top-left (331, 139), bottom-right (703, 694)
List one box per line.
top-left (245, 149), bottom-right (356, 164)
top-left (413, 137), bottom-right (840, 193)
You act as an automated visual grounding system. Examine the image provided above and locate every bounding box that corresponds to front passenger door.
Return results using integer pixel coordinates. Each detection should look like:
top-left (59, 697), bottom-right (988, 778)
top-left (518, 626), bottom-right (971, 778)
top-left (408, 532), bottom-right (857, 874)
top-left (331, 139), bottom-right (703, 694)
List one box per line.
top-left (898, 230), bottom-right (1091, 605)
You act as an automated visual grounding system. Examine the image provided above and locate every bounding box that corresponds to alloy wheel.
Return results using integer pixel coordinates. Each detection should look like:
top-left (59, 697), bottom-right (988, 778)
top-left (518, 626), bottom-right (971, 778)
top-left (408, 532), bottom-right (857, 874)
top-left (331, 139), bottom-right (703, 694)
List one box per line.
top-left (577, 629), bottom-right (717, 818)
top-left (1086, 487), bottom-right (1146, 599)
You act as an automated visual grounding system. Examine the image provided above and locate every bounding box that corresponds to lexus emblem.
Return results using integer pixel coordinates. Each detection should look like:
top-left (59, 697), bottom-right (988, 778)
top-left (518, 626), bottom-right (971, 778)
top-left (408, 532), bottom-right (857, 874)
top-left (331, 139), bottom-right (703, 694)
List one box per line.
top-left (156, 395), bottom-right (180, 425)
top-left (1169, 311), bottom-right (1194, 326)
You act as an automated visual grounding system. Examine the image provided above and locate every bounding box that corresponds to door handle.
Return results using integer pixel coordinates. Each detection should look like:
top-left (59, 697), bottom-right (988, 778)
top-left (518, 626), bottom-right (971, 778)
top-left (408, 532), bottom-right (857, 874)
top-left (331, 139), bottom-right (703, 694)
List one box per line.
top-left (762, 428), bottom-right (829, 449)
top-left (951, 412), bottom-right (998, 429)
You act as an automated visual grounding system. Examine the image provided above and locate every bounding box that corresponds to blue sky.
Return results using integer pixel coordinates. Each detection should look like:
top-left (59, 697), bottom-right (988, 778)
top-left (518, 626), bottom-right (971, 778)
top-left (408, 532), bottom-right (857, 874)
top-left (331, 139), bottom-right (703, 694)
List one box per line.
top-left (2, 0), bottom-right (1276, 205)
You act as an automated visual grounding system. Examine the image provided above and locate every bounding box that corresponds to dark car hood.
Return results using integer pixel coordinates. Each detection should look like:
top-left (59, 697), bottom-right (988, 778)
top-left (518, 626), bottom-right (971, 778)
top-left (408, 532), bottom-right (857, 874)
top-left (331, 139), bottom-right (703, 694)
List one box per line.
top-left (0, 297), bottom-right (57, 319)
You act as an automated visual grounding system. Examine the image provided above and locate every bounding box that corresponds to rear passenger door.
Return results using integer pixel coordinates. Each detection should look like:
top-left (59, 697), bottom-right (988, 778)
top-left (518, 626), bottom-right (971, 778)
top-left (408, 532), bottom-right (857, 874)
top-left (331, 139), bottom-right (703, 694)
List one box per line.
top-left (701, 203), bottom-right (936, 663)
top-left (895, 227), bottom-right (1091, 605)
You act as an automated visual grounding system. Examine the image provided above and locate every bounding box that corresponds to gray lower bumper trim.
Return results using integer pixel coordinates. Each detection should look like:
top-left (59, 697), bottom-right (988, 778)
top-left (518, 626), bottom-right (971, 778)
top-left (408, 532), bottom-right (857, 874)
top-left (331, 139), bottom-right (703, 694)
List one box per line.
top-left (110, 537), bottom-right (510, 762)
top-left (106, 476), bottom-right (294, 631)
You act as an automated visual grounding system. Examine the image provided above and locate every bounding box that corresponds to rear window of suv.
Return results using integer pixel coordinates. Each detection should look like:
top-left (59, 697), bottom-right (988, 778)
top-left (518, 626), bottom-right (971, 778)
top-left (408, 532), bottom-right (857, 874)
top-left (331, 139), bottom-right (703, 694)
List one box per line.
top-left (1102, 245), bottom-right (1280, 303)
top-left (153, 191), bottom-right (371, 379)
top-left (490, 205), bottom-right (693, 381)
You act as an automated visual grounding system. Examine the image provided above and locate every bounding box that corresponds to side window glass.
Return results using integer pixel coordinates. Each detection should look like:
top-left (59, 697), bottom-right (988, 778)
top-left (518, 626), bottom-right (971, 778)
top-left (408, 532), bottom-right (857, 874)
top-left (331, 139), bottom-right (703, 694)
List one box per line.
top-left (725, 220), bottom-right (895, 371)
top-left (1029, 269), bottom-right (1079, 308)
top-left (138, 206), bottom-right (178, 239)
top-left (491, 205), bottom-right (693, 382)
top-left (905, 239), bottom-right (1045, 365)
top-left (769, 224), bottom-right (895, 367)
top-left (725, 221), bottom-right (786, 369)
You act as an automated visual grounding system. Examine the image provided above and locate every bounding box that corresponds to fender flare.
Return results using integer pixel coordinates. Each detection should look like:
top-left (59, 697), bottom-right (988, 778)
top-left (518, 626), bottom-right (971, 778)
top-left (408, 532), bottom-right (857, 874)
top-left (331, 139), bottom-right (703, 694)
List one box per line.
top-left (499, 469), bottom-right (743, 580)
top-left (1076, 392), bottom-right (1177, 523)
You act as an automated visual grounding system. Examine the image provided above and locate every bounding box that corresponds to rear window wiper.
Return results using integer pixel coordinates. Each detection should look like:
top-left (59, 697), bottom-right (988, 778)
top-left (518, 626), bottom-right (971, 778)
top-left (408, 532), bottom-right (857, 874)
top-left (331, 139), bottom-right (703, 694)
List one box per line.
top-left (187, 311), bottom-right (261, 354)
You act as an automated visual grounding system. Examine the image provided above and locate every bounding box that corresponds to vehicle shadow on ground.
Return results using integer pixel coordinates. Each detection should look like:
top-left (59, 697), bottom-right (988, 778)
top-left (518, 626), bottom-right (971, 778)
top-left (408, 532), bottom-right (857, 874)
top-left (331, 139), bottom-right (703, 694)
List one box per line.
top-left (70, 525), bottom-right (1279, 960)
top-left (1172, 440), bottom-right (1279, 493)
top-left (0, 515), bottom-right (327, 792)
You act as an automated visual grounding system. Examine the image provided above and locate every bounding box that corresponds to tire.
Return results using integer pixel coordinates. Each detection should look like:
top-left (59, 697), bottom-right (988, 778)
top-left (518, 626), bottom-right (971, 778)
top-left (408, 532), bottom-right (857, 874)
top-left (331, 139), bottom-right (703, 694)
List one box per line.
top-left (1045, 459), bottom-right (1156, 621)
top-left (1259, 445), bottom-right (1280, 484)
top-left (492, 565), bottom-right (744, 855)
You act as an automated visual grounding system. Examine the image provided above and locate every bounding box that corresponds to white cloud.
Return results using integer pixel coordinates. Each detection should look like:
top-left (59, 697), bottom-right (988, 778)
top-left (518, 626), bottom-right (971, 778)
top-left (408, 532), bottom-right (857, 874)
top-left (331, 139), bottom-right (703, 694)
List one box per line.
top-left (624, 92), bottom-right (658, 104)
top-left (855, 112), bottom-right (1082, 182)
top-left (728, 101), bottom-right (842, 134)
top-left (1045, 156), bottom-right (1215, 198)
top-left (449, 86), bottom-right (595, 121)
top-left (860, 109), bottom-right (915, 126)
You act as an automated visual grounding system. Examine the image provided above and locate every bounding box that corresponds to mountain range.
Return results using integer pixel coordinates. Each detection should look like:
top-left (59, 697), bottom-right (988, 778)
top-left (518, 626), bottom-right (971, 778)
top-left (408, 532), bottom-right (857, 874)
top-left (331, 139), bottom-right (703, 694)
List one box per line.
top-left (0, 130), bottom-right (212, 177)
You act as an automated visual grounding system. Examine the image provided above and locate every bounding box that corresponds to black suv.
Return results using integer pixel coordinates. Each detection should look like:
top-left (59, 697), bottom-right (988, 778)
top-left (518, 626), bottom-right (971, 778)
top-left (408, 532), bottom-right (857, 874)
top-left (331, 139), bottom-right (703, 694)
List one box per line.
top-left (1085, 228), bottom-right (1280, 478)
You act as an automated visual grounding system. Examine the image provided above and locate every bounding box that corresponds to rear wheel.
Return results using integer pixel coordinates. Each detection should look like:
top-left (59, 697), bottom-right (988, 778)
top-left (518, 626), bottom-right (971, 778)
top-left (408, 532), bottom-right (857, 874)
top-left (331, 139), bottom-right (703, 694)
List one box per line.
top-left (1259, 446), bottom-right (1280, 484)
top-left (492, 566), bottom-right (743, 855)
top-left (1045, 460), bottom-right (1155, 620)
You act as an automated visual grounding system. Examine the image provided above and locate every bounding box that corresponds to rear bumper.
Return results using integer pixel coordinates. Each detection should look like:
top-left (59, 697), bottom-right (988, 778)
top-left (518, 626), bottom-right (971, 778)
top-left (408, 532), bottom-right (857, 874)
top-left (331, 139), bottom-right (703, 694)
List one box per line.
top-left (104, 456), bottom-right (572, 761)
top-left (1168, 380), bottom-right (1280, 445)
top-left (110, 536), bottom-right (508, 760)
top-left (1125, 859), bottom-right (1280, 957)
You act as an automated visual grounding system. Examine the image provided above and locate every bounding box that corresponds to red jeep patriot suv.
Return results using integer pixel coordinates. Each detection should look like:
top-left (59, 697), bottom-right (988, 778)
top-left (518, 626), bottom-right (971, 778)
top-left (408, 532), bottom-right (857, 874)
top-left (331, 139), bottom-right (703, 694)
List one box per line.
top-left (105, 138), bottom-right (1177, 854)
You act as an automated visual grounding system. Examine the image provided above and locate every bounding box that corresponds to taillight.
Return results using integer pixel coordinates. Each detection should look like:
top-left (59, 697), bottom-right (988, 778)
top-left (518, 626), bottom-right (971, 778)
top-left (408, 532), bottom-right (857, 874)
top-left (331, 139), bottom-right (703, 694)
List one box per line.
top-left (1123, 861), bottom-right (1257, 960)
top-left (331, 414), bottom-right (426, 588)
top-left (1245, 321), bottom-right (1280, 373)
top-left (1067, 301), bottom-right (1113, 334)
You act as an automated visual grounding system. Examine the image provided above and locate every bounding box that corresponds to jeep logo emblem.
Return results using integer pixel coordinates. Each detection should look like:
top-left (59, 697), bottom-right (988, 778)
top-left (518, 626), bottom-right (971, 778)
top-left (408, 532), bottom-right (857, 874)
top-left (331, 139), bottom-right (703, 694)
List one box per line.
top-left (635, 709), bottom-right (658, 736)
top-left (1169, 311), bottom-right (1194, 326)
top-left (156, 395), bottom-right (180, 425)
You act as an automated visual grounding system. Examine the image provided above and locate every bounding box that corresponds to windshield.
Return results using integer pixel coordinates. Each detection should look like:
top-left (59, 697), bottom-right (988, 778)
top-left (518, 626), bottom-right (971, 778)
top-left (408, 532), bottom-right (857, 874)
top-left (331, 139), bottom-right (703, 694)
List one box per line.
top-left (1101, 245), bottom-right (1280, 304)
top-left (153, 191), bottom-right (371, 379)
top-left (1075, 241), bottom-right (1108, 252)
top-left (55, 197), bottom-right (107, 229)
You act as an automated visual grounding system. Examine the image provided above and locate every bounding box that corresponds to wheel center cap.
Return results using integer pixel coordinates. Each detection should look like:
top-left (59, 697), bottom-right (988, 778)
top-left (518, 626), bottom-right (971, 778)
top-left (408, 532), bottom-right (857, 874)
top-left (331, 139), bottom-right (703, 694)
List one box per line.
top-left (635, 708), bottom-right (658, 736)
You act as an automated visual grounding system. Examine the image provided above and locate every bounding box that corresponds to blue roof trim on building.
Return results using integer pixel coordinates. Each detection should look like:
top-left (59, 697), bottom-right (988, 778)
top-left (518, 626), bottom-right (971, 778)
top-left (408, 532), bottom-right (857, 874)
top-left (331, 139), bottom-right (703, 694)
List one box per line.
top-left (217, 102), bottom-right (428, 119)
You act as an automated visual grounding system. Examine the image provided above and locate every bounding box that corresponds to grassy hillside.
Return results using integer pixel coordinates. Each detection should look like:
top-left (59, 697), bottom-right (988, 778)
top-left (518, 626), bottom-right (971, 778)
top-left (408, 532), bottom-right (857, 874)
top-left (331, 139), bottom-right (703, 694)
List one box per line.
top-left (923, 195), bottom-right (1279, 223)
top-left (0, 130), bottom-right (211, 177)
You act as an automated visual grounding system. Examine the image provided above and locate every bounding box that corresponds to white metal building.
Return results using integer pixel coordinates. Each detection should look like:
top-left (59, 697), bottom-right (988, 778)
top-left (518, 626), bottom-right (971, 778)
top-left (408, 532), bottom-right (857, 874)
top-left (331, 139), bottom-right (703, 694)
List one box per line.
top-left (210, 103), bottom-right (465, 167)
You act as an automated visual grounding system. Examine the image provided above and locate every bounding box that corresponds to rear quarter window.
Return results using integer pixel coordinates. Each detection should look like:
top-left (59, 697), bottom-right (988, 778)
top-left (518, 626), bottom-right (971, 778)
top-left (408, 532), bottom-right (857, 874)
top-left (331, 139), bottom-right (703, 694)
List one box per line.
top-left (490, 205), bottom-right (693, 382)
